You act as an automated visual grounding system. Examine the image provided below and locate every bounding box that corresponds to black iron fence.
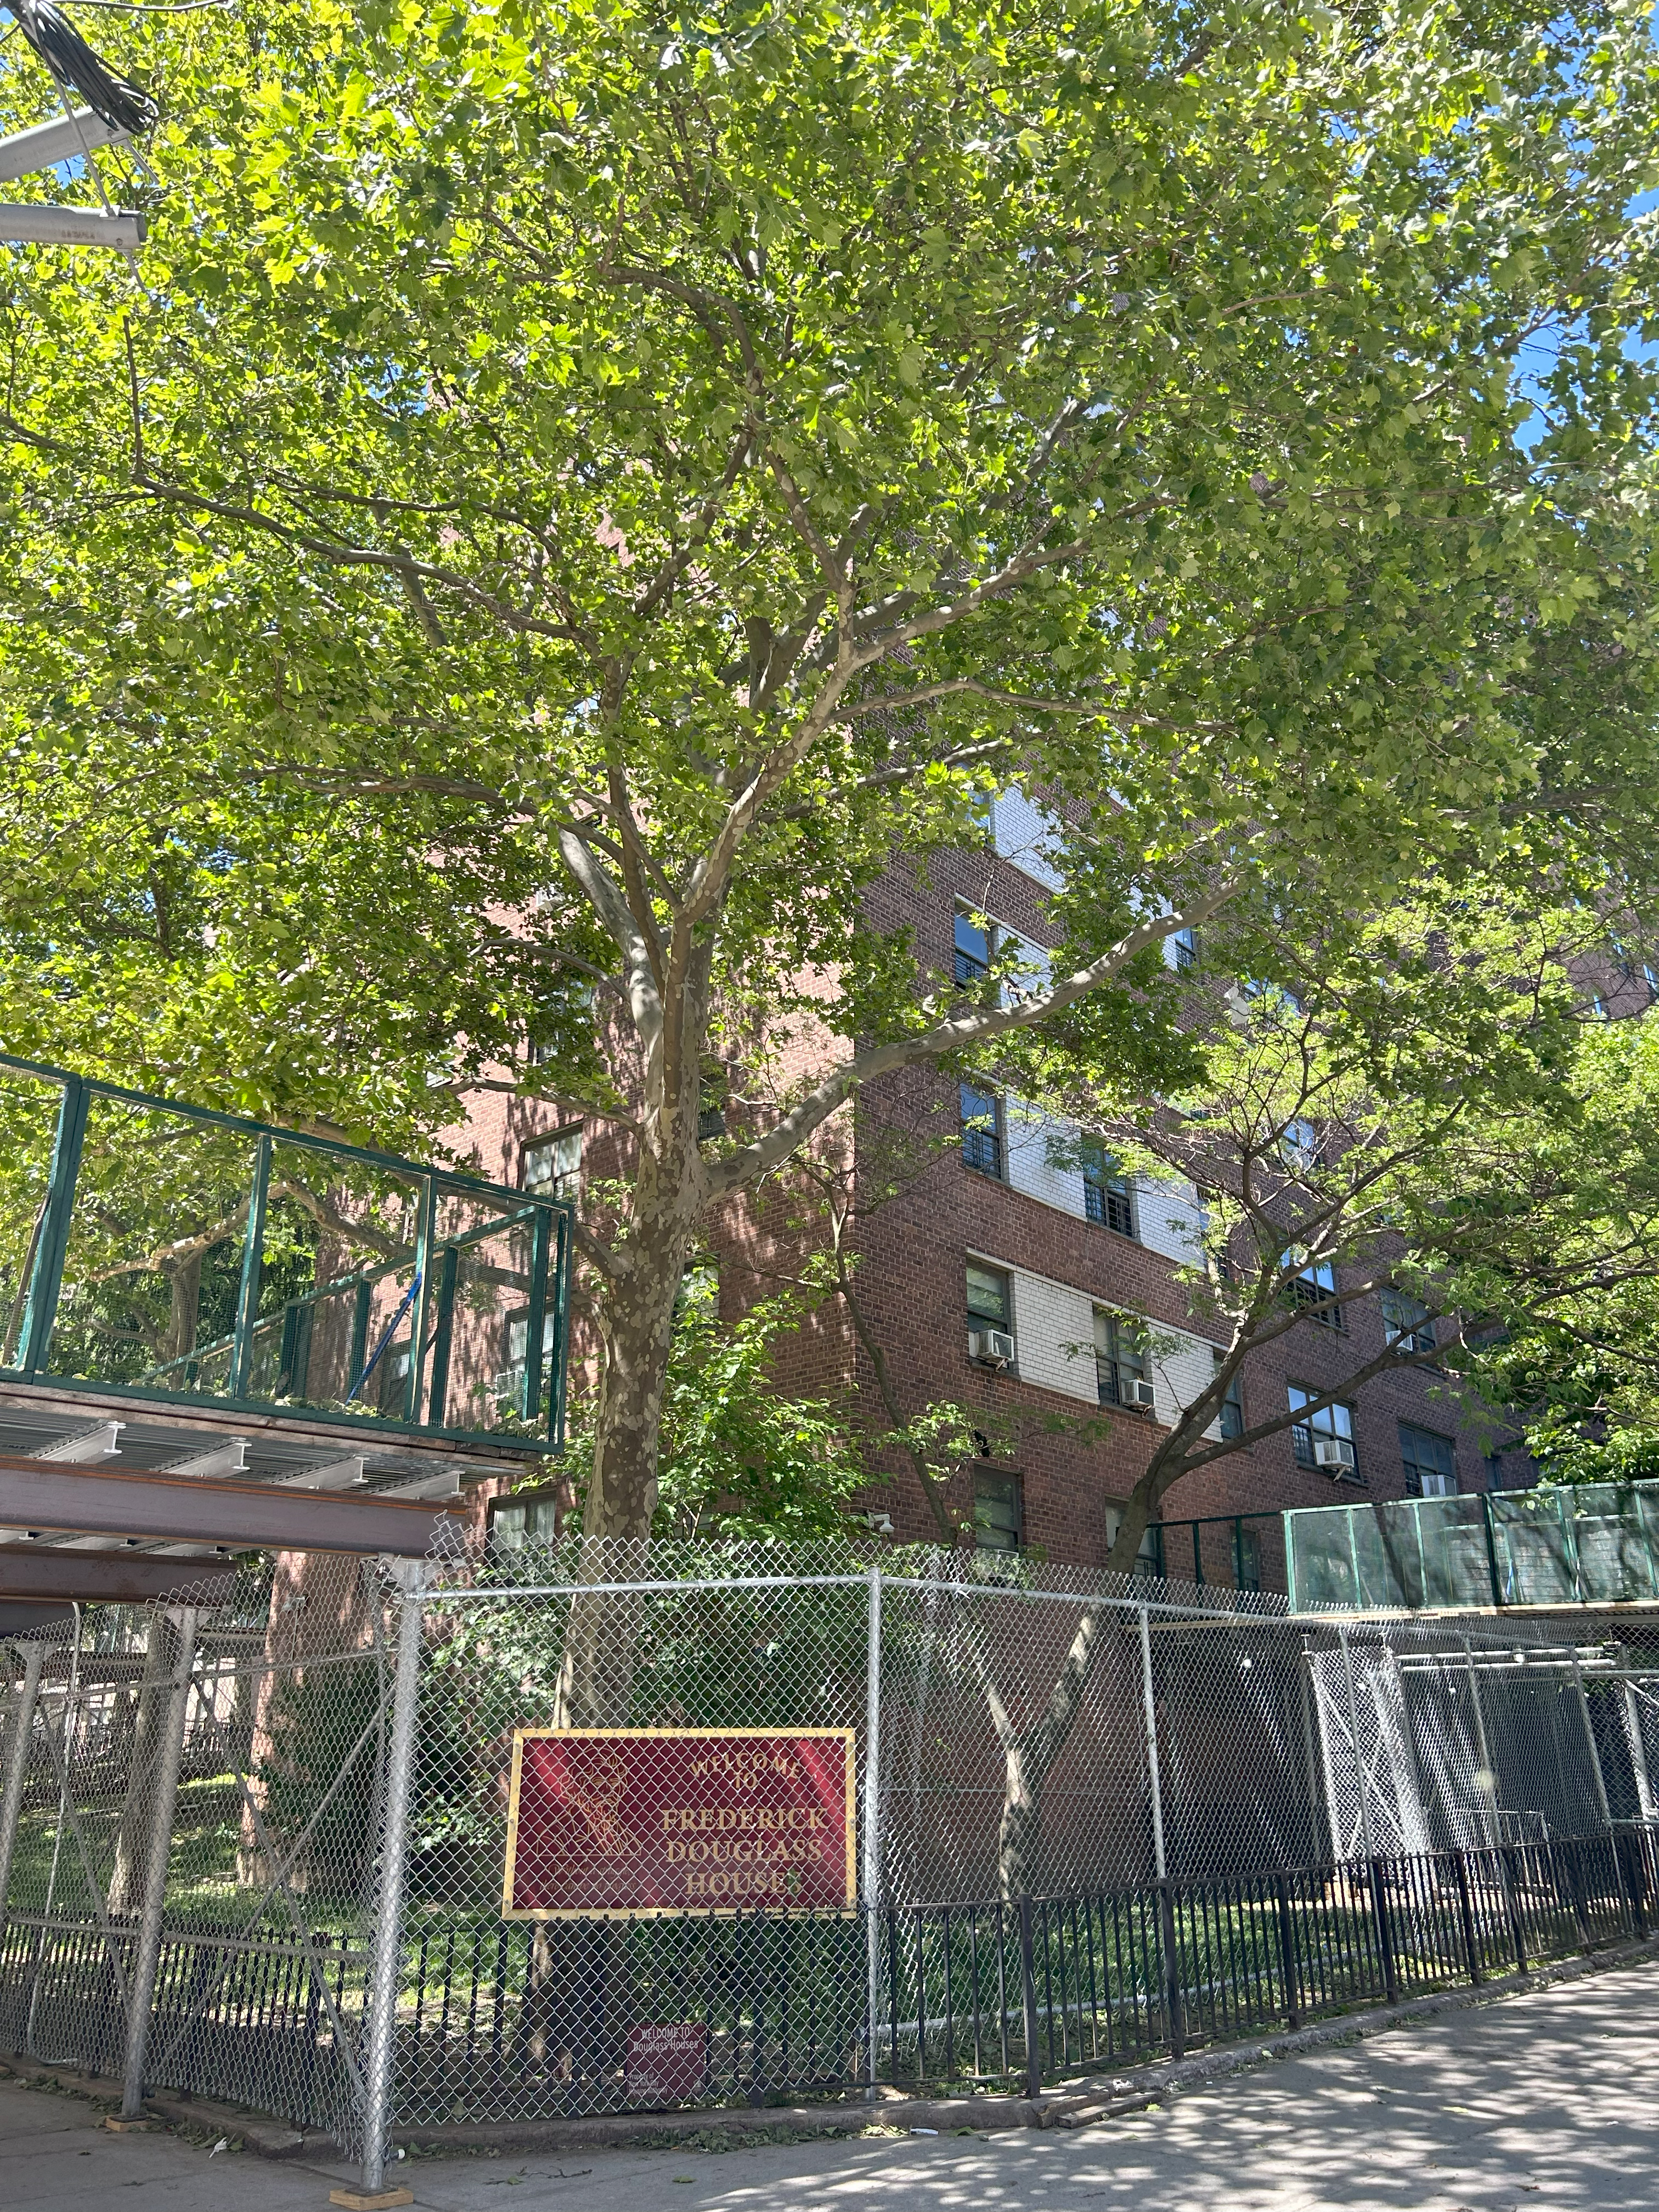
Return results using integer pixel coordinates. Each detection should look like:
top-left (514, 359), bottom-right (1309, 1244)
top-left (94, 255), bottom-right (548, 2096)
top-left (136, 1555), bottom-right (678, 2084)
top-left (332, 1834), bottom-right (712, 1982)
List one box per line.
top-left (373, 1827), bottom-right (1651, 2120)
top-left (2, 1833), bottom-right (1651, 2128)
top-left (0, 1914), bottom-right (365, 2132)
top-left (883, 1830), bottom-right (1650, 2095)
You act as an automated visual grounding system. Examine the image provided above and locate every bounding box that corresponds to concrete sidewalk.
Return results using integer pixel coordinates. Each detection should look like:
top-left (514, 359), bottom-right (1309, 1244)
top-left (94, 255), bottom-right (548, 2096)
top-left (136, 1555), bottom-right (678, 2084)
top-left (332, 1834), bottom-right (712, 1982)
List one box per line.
top-left (7, 1954), bottom-right (1658, 2210)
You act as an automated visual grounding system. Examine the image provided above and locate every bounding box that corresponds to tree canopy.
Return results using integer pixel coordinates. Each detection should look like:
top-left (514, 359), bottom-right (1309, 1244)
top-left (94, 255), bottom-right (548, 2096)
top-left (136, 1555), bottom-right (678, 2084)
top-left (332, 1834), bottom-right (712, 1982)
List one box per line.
top-left (2, 0), bottom-right (1657, 1544)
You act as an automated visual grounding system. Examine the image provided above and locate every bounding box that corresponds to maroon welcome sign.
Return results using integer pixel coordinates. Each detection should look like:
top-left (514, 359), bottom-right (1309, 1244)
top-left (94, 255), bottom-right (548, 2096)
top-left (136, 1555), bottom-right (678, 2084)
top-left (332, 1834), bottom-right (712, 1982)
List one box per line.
top-left (502, 1727), bottom-right (857, 1918)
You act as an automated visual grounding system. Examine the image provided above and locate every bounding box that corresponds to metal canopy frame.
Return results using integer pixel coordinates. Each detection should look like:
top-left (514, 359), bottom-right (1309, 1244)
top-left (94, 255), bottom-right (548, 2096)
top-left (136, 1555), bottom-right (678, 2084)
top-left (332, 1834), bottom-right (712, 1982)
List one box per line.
top-left (0, 1051), bottom-right (573, 1455)
top-left (0, 1547), bottom-right (240, 1605)
top-left (0, 1452), bottom-right (461, 1558)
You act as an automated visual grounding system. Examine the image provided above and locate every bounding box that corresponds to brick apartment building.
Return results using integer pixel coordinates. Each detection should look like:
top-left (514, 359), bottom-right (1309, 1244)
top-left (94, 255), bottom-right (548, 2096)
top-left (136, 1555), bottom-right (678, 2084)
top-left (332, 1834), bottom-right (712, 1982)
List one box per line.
top-left (455, 793), bottom-right (1536, 1593)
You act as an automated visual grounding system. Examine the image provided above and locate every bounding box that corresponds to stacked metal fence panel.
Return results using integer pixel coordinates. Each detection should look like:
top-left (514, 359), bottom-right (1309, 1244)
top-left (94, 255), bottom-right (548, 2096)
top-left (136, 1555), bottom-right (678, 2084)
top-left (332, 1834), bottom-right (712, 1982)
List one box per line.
top-left (1, 1539), bottom-right (1657, 2179)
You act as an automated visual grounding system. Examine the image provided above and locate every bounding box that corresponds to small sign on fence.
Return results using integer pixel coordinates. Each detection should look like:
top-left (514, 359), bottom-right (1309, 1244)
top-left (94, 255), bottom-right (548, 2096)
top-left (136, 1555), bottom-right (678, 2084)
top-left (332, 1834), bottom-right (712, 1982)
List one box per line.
top-left (626, 2021), bottom-right (708, 2103)
top-left (502, 1726), bottom-right (857, 1918)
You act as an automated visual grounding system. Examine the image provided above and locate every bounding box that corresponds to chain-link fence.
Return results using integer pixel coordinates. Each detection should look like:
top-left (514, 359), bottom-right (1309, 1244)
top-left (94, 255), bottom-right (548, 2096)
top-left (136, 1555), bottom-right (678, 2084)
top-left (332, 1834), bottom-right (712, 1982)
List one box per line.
top-left (2, 1537), bottom-right (1657, 2198)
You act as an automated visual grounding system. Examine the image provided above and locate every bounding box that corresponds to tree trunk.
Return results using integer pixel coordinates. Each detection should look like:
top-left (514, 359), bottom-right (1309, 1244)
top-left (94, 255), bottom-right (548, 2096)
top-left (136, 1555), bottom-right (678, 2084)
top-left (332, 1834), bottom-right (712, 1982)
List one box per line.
top-left (556, 1206), bottom-right (695, 1729)
top-left (161, 1250), bottom-right (204, 1364)
top-left (108, 1618), bottom-right (171, 1915)
top-left (997, 1741), bottom-right (1041, 1906)
top-left (989, 1442), bottom-right (1184, 1899)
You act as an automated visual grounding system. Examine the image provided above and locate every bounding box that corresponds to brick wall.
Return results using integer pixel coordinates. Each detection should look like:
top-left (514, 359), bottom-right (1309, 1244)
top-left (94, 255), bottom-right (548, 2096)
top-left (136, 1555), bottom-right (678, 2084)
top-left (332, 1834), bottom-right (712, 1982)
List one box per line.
top-left (445, 795), bottom-right (1531, 1576)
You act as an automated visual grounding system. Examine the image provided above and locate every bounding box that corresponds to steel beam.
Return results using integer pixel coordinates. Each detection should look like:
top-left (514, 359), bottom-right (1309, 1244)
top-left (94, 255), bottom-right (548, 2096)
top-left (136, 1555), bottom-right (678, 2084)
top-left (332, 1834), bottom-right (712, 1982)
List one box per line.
top-left (0, 1452), bottom-right (461, 1555)
top-left (0, 1547), bottom-right (239, 1604)
top-left (0, 1602), bottom-right (68, 1635)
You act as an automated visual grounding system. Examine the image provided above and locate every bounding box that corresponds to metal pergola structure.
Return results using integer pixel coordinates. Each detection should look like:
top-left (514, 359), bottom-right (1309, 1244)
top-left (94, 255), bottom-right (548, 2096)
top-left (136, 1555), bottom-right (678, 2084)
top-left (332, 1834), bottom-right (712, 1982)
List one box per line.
top-left (0, 1051), bottom-right (574, 1456)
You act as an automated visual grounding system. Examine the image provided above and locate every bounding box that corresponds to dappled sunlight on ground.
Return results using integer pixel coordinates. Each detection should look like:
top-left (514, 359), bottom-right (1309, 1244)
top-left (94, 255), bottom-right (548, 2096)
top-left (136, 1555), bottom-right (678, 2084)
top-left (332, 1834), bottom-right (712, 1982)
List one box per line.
top-left (6, 1958), bottom-right (1656, 2210)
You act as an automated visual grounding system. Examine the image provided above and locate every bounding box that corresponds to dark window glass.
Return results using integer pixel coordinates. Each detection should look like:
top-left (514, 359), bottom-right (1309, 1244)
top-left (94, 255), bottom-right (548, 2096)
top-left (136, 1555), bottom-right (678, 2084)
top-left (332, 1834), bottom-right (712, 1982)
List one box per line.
top-left (974, 1470), bottom-right (1023, 1552)
top-left (1382, 1288), bottom-right (1436, 1356)
top-left (1214, 1353), bottom-right (1245, 1441)
top-left (960, 1083), bottom-right (1002, 1177)
top-left (1234, 1525), bottom-right (1261, 1592)
top-left (1082, 1145), bottom-right (1135, 1236)
top-left (966, 1261), bottom-right (1012, 1331)
top-left (1171, 927), bottom-right (1197, 972)
top-left (1400, 1423), bottom-right (1457, 1498)
top-left (1095, 1310), bottom-right (1148, 1409)
top-left (954, 909), bottom-right (992, 986)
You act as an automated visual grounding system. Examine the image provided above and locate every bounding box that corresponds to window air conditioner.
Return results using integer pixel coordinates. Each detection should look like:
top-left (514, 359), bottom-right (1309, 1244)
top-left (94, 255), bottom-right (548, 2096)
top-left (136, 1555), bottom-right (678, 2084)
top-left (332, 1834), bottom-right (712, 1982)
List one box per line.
top-left (1130, 1378), bottom-right (1157, 1410)
top-left (969, 1329), bottom-right (1015, 1370)
top-left (1314, 1437), bottom-right (1356, 1472)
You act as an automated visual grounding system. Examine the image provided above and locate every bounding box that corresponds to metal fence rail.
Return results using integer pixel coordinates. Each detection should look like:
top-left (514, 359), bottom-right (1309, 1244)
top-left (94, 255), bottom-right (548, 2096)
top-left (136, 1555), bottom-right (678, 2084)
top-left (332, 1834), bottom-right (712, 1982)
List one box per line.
top-left (1, 1537), bottom-right (1657, 2197)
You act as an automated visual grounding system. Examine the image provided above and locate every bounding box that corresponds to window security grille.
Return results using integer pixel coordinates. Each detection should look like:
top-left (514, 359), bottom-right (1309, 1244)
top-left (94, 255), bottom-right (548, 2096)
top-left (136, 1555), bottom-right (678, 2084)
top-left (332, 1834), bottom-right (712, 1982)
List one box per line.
top-left (1285, 1251), bottom-right (1342, 1330)
top-left (1082, 1147), bottom-right (1135, 1236)
top-left (953, 909), bottom-right (992, 986)
top-left (960, 1084), bottom-right (1003, 1178)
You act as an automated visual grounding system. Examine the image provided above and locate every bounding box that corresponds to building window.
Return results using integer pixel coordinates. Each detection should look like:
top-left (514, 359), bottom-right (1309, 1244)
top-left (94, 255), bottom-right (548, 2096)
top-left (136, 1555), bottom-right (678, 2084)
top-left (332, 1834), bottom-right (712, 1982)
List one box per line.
top-left (954, 907), bottom-right (994, 986)
top-left (1214, 1351), bottom-right (1245, 1441)
top-left (1285, 1251), bottom-right (1342, 1329)
top-left (1234, 1525), bottom-right (1262, 1592)
top-left (523, 1126), bottom-right (582, 1201)
top-left (498, 1307), bottom-right (558, 1402)
top-left (1242, 977), bottom-right (1305, 1015)
top-left (1400, 1423), bottom-right (1458, 1498)
top-left (974, 1469), bottom-right (1023, 1551)
top-left (1082, 1143), bottom-right (1135, 1236)
top-left (1289, 1386), bottom-right (1358, 1477)
top-left (1280, 1117), bottom-right (1320, 1170)
top-left (960, 1083), bottom-right (1003, 1178)
top-left (673, 1261), bottom-right (720, 1331)
top-left (967, 1261), bottom-right (1014, 1366)
top-left (1095, 1310), bottom-right (1151, 1411)
top-left (1171, 926), bottom-right (1197, 973)
top-left (1381, 1288), bottom-right (1436, 1357)
top-left (488, 1488), bottom-right (562, 1551)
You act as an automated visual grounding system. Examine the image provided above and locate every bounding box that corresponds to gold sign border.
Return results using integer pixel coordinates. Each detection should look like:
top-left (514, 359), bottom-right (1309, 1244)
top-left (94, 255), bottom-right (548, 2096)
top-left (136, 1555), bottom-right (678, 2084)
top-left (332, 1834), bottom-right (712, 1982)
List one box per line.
top-left (502, 1725), bottom-right (859, 1920)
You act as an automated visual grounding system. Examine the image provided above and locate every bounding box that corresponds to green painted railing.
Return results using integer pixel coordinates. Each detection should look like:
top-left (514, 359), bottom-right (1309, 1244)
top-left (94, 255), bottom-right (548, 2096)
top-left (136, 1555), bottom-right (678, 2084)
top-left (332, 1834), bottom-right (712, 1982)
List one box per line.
top-left (1284, 1481), bottom-right (1659, 1612)
top-left (0, 1052), bottom-right (571, 1453)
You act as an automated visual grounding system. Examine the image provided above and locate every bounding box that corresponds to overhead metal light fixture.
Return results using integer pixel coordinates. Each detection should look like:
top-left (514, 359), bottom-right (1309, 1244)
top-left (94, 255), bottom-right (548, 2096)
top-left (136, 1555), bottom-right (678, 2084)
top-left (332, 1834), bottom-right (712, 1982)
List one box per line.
top-left (0, 201), bottom-right (145, 249)
top-left (0, 105), bottom-right (131, 183)
top-left (0, 0), bottom-right (157, 252)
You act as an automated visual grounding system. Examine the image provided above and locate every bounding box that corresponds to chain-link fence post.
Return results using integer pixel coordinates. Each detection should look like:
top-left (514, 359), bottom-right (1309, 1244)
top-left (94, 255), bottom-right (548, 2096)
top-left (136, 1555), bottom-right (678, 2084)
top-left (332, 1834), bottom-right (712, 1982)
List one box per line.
top-left (1571, 1654), bottom-right (1613, 1831)
top-left (862, 1564), bottom-right (882, 2102)
top-left (343, 1561), bottom-right (428, 2208)
top-left (120, 1604), bottom-right (198, 2120)
top-left (1337, 1624), bottom-right (1375, 1862)
top-left (0, 1639), bottom-right (45, 1939)
top-left (1137, 1606), bottom-right (1166, 1880)
top-left (1461, 1635), bottom-right (1502, 1848)
top-left (1620, 1647), bottom-right (1656, 1824)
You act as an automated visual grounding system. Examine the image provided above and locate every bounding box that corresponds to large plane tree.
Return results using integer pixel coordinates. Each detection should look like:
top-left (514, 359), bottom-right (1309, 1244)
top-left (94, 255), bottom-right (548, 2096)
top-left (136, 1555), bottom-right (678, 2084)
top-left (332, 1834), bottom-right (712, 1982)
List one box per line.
top-left (2, 0), bottom-right (1657, 1643)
